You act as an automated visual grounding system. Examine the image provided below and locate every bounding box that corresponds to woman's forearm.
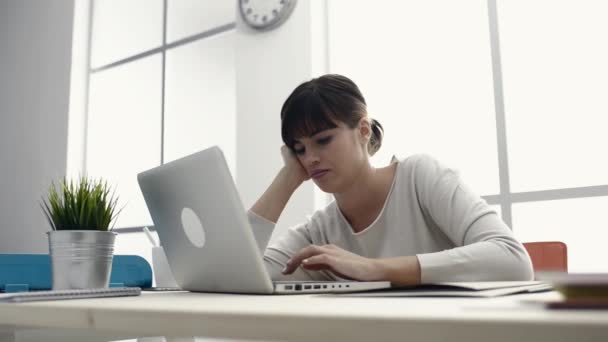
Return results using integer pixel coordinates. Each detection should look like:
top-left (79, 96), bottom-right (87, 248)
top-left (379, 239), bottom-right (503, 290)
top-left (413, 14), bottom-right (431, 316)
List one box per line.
top-left (374, 256), bottom-right (421, 286)
top-left (250, 167), bottom-right (303, 224)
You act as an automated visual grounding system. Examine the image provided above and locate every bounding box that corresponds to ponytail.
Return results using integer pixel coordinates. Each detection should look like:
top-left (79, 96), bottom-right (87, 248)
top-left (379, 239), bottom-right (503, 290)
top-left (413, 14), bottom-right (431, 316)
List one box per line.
top-left (368, 118), bottom-right (384, 156)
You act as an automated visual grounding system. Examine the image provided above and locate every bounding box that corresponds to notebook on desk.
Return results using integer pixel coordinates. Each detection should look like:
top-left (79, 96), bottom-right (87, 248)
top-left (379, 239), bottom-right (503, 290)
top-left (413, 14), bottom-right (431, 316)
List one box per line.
top-left (0, 287), bottom-right (141, 303)
top-left (334, 281), bottom-right (553, 298)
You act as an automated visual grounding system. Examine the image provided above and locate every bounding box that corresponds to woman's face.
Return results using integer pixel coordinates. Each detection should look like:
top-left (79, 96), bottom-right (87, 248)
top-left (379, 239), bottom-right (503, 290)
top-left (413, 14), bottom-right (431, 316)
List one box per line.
top-left (292, 120), bottom-right (370, 193)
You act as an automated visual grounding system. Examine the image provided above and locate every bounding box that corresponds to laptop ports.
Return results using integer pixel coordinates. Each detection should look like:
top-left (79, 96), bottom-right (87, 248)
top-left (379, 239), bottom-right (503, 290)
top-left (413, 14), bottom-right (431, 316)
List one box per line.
top-left (295, 284), bottom-right (302, 291)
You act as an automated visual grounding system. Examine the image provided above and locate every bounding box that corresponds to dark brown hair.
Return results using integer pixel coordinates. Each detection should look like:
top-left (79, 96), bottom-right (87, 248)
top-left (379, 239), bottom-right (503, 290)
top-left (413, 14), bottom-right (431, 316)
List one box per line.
top-left (280, 74), bottom-right (384, 156)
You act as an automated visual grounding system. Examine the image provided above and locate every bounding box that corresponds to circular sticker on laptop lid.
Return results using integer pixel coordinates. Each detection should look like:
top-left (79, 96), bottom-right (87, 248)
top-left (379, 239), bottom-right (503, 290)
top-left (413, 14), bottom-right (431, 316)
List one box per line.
top-left (180, 207), bottom-right (206, 248)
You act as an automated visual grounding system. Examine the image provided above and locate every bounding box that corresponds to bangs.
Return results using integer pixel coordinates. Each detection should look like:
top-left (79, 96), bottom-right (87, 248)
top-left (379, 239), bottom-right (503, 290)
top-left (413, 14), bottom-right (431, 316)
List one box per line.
top-left (281, 89), bottom-right (338, 148)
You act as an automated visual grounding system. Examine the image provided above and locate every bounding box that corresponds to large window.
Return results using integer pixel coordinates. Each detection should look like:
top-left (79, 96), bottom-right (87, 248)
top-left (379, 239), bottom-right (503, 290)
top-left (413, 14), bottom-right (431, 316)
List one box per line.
top-left (77, 0), bottom-right (236, 264)
top-left (328, 0), bottom-right (608, 272)
top-left (74, 0), bottom-right (608, 273)
top-left (328, 0), bottom-right (499, 195)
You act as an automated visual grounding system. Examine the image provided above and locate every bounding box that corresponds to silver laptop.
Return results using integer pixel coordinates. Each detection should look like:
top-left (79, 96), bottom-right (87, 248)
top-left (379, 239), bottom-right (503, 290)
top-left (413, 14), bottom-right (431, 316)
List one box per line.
top-left (137, 145), bottom-right (391, 294)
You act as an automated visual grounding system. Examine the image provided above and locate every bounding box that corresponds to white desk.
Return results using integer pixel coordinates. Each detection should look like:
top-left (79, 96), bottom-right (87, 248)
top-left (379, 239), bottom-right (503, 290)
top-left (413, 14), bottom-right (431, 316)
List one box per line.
top-left (1, 290), bottom-right (608, 342)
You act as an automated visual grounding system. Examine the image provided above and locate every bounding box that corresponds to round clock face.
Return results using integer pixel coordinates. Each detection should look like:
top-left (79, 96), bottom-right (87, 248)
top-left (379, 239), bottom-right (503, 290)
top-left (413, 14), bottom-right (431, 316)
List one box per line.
top-left (239, 0), bottom-right (297, 31)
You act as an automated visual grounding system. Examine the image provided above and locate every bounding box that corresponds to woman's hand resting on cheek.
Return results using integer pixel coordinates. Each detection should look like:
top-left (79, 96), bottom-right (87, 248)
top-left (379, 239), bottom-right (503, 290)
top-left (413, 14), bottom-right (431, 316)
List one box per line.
top-left (281, 244), bottom-right (384, 281)
top-left (281, 145), bottom-right (310, 185)
top-left (249, 146), bottom-right (311, 224)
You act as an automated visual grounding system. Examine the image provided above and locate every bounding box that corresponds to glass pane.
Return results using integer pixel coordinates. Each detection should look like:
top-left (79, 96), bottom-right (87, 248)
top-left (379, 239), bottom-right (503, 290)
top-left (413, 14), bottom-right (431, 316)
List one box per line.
top-left (114, 231), bottom-right (155, 269)
top-left (167, 0), bottom-right (235, 43)
top-left (328, 0), bottom-right (499, 195)
top-left (512, 196), bottom-right (608, 273)
top-left (164, 32), bottom-right (236, 175)
top-left (87, 55), bottom-right (162, 228)
top-left (499, 0), bottom-right (608, 192)
top-left (91, 0), bottom-right (163, 68)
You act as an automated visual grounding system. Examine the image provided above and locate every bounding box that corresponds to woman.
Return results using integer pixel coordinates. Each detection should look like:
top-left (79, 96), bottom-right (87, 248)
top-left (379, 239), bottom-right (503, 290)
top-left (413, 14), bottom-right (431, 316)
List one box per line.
top-left (248, 74), bottom-right (533, 286)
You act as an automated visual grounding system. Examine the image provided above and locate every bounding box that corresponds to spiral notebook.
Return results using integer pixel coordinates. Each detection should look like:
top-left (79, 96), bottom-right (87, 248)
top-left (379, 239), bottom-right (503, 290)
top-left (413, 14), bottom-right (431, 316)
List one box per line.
top-left (0, 287), bottom-right (141, 303)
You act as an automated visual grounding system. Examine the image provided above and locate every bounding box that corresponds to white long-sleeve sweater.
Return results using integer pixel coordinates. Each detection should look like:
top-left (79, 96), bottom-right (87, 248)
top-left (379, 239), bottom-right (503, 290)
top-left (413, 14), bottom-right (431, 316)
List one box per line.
top-left (248, 154), bottom-right (534, 283)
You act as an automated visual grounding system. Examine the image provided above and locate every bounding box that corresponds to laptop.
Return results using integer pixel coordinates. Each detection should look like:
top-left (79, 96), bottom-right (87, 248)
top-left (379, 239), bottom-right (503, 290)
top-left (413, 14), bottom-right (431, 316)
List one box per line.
top-left (137, 145), bottom-right (391, 294)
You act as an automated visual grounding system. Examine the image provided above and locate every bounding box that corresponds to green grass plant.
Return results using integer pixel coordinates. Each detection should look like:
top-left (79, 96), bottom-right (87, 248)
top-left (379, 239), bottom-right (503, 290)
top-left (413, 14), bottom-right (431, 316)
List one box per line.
top-left (41, 177), bottom-right (121, 231)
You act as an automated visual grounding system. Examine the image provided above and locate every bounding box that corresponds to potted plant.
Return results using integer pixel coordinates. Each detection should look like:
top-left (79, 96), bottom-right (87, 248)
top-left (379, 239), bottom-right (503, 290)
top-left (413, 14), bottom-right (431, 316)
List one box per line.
top-left (41, 176), bottom-right (122, 290)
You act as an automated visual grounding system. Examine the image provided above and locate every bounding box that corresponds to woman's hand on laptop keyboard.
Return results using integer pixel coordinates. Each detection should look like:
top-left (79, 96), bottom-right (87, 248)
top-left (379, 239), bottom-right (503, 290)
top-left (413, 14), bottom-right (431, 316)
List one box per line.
top-left (281, 244), bottom-right (384, 281)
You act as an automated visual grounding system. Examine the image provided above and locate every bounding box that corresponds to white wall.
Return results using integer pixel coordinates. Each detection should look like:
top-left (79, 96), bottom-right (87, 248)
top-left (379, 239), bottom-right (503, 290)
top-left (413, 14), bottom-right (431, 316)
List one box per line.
top-left (235, 1), bottom-right (327, 239)
top-left (0, 0), bottom-right (74, 253)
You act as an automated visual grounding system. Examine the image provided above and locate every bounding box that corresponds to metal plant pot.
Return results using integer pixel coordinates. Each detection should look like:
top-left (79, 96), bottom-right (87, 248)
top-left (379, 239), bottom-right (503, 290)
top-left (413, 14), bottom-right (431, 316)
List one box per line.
top-left (47, 230), bottom-right (117, 290)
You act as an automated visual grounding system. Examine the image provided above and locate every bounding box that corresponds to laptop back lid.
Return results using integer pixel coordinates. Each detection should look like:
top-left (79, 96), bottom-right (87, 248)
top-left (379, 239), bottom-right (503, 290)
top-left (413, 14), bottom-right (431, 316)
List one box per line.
top-left (137, 146), bottom-right (274, 294)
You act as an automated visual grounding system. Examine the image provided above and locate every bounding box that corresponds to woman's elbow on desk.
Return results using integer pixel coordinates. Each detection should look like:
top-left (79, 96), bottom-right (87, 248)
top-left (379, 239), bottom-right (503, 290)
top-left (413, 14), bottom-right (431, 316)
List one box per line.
top-left (509, 249), bottom-right (535, 281)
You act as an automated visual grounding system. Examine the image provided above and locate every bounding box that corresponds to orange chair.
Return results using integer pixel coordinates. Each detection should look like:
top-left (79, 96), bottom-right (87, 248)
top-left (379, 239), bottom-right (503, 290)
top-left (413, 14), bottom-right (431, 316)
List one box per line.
top-left (523, 241), bottom-right (568, 273)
